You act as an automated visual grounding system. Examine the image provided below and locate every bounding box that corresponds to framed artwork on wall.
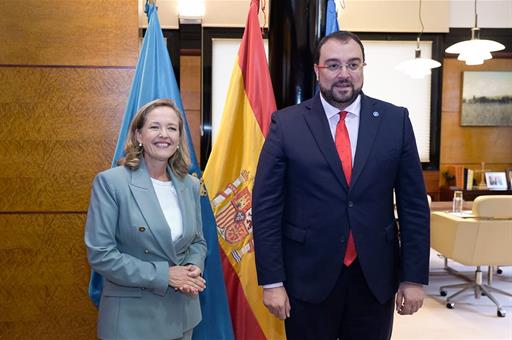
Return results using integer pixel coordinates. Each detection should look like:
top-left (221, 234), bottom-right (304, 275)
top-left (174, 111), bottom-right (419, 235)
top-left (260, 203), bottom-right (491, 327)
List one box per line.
top-left (461, 71), bottom-right (512, 126)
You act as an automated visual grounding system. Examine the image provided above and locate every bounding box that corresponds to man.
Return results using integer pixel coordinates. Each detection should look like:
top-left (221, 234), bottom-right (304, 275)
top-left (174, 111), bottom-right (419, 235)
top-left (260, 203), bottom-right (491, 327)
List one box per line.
top-left (252, 31), bottom-right (430, 340)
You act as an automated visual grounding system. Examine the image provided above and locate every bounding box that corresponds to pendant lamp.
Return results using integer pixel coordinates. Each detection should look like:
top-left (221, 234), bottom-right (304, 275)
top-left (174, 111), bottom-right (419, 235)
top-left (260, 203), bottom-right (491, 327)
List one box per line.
top-left (445, 0), bottom-right (505, 65)
top-left (396, 0), bottom-right (441, 79)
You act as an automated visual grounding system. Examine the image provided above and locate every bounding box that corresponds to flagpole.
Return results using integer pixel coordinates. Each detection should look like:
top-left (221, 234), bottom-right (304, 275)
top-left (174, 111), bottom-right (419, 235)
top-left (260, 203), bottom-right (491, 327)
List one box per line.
top-left (269, 0), bottom-right (327, 108)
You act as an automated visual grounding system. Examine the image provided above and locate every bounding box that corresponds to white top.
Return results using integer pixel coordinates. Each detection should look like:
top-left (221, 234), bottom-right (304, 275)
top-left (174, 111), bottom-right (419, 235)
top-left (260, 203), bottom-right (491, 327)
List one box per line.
top-left (320, 93), bottom-right (361, 164)
top-left (151, 178), bottom-right (183, 241)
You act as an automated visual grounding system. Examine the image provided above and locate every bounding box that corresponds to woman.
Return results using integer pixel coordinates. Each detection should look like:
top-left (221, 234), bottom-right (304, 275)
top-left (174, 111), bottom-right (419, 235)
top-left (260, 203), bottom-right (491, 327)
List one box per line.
top-left (85, 98), bottom-right (207, 340)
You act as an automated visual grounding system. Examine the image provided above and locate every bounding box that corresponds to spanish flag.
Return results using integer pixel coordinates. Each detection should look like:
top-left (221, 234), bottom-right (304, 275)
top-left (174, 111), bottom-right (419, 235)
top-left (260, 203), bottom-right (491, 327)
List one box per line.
top-left (202, 0), bottom-right (284, 339)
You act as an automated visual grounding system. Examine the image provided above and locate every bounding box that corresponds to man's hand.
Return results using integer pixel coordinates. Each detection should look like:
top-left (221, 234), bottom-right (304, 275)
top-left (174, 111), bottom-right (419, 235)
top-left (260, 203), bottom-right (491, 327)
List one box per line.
top-left (395, 282), bottom-right (424, 315)
top-left (263, 286), bottom-right (291, 320)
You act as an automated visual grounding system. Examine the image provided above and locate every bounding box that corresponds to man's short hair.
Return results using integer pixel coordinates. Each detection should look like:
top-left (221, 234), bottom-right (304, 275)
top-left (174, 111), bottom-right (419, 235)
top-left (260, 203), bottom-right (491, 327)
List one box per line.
top-left (314, 31), bottom-right (365, 64)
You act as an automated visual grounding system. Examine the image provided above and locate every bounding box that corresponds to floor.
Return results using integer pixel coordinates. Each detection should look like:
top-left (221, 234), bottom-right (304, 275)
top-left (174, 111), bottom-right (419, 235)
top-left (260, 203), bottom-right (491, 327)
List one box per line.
top-left (392, 250), bottom-right (512, 340)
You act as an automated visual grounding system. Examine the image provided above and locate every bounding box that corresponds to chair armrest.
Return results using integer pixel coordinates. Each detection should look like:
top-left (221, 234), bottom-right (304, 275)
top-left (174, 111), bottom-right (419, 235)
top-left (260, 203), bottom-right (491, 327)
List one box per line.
top-left (431, 212), bottom-right (478, 264)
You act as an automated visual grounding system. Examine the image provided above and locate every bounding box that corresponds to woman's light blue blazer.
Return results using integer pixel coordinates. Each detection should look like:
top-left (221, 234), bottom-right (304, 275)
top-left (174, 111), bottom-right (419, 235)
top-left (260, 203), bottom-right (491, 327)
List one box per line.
top-left (85, 159), bottom-right (207, 340)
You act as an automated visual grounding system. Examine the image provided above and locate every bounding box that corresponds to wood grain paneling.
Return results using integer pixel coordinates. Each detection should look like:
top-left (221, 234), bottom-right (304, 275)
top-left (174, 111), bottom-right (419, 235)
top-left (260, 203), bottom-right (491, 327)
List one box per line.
top-left (180, 56), bottom-right (201, 164)
top-left (440, 58), bottom-right (512, 185)
top-left (423, 170), bottom-right (440, 200)
top-left (0, 1), bottom-right (137, 338)
top-left (0, 0), bottom-right (138, 66)
top-left (181, 56), bottom-right (201, 111)
top-left (0, 67), bottom-right (134, 212)
top-left (0, 213), bottom-right (97, 339)
top-left (186, 109), bottom-right (201, 165)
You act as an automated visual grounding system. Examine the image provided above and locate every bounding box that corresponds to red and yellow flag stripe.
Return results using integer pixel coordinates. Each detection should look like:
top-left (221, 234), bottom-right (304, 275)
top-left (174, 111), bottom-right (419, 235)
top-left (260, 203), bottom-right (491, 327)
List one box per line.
top-left (203, 1), bottom-right (284, 339)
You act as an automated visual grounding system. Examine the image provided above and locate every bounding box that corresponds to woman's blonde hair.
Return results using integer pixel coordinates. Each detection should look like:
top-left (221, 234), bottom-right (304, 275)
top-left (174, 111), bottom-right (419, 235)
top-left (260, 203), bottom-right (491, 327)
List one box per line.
top-left (117, 98), bottom-right (191, 178)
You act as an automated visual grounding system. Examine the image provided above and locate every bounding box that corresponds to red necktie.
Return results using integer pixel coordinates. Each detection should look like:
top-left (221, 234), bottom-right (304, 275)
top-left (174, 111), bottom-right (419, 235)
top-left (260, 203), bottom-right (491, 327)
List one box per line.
top-left (335, 111), bottom-right (357, 266)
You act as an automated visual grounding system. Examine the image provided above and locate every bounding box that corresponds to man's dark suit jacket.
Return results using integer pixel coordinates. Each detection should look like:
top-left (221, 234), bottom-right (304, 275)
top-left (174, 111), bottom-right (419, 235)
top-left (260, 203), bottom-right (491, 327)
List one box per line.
top-left (252, 93), bottom-right (430, 304)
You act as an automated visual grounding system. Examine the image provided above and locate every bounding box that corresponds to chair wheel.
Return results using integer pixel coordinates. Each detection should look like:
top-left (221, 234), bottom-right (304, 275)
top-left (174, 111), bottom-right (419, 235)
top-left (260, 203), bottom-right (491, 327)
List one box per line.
top-left (440, 290), bottom-right (447, 297)
top-left (497, 309), bottom-right (506, 317)
top-left (447, 303), bottom-right (454, 309)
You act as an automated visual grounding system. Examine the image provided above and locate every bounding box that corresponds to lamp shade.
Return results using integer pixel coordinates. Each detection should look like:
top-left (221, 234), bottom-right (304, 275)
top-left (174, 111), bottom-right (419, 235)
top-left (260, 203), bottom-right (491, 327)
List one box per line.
top-left (446, 39), bottom-right (505, 54)
top-left (458, 48), bottom-right (492, 65)
top-left (397, 47), bottom-right (441, 79)
top-left (397, 57), bottom-right (441, 79)
top-left (446, 39), bottom-right (503, 66)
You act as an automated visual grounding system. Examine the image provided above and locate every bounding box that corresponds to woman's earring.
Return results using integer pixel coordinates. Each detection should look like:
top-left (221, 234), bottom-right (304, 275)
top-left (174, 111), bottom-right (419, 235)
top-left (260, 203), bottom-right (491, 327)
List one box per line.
top-left (176, 145), bottom-right (180, 149)
top-left (139, 142), bottom-right (143, 148)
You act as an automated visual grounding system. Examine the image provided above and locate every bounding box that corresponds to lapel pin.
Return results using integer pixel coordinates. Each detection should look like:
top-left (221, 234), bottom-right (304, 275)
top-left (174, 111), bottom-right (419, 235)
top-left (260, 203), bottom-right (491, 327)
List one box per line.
top-left (373, 111), bottom-right (380, 117)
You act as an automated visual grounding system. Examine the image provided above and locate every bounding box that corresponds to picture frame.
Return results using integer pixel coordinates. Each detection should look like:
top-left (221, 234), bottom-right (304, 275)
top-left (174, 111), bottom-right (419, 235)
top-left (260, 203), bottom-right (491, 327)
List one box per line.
top-left (461, 71), bottom-right (512, 126)
top-left (485, 172), bottom-right (508, 190)
top-left (507, 168), bottom-right (512, 190)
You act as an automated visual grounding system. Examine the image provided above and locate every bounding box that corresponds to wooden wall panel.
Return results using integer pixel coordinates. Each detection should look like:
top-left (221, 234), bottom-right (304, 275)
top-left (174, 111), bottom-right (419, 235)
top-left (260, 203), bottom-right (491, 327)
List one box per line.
top-left (0, 1), bottom-right (138, 337)
top-left (180, 56), bottom-right (201, 164)
top-left (0, 214), bottom-right (96, 339)
top-left (0, 67), bottom-right (134, 211)
top-left (439, 58), bottom-right (512, 186)
top-left (423, 170), bottom-right (440, 201)
top-left (0, 0), bottom-right (138, 66)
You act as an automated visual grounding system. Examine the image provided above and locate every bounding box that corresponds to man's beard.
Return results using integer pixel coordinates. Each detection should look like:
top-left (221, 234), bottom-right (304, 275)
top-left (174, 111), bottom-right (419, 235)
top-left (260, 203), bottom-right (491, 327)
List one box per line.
top-left (320, 80), bottom-right (361, 109)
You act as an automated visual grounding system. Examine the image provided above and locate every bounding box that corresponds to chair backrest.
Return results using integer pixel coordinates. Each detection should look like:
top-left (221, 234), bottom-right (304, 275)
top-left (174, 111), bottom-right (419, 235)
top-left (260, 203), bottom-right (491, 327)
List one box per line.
top-left (472, 195), bottom-right (512, 219)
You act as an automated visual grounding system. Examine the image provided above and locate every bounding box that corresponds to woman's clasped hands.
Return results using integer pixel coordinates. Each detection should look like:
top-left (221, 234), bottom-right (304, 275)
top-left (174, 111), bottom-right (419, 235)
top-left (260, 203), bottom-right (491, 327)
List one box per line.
top-left (168, 264), bottom-right (206, 296)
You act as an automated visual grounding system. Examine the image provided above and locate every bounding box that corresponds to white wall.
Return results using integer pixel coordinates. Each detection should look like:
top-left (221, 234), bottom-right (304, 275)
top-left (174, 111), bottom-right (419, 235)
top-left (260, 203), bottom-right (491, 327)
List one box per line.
top-left (210, 38), bottom-right (434, 162)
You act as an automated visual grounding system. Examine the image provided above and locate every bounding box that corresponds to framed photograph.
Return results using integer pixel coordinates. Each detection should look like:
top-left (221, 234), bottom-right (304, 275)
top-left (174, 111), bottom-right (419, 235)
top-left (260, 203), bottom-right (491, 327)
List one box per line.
top-left (485, 172), bottom-right (508, 190)
top-left (461, 71), bottom-right (512, 126)
top-left (507, 168), bottom-right (512, 190)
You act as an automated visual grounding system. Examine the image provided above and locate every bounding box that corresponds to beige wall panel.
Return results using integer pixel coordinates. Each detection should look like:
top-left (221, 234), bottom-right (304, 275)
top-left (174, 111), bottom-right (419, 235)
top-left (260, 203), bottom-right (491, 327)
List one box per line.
top-left (439, 58), bottom-right (512, 187)
top-left (0, 213), bottom-right (97, 339)
top-left (0, 0), bottom-right (138, 66)
top-left (140, 0), bottom-right (512, 30)
top-left (0, 67), bottom-right (134, 212)
top-left (339, 0), bottom-right (449, 33)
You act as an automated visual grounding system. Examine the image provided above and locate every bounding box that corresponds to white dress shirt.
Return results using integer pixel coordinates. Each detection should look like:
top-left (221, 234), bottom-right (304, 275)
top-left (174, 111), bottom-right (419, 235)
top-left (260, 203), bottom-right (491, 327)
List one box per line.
top-left (320, 93), bottom-right (361, 163)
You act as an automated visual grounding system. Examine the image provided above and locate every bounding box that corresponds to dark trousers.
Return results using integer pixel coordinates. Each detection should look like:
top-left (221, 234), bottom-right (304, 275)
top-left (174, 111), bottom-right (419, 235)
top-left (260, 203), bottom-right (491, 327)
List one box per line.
top-left (285, 260), bottom-right (394, 340)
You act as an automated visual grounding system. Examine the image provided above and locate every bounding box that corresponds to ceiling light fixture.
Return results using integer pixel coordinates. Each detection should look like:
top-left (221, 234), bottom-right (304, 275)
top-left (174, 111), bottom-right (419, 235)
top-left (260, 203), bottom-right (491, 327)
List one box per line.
top-left (396, 0), bottom-right (441, 79)
top-left (445, 0), bottom-right (505, 65)
top-left (178, 0), bottom-right (205, 24)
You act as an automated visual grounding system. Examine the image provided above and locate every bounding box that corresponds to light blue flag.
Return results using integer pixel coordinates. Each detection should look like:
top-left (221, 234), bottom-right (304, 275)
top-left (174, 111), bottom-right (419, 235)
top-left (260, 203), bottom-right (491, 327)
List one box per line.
top-left (326, 0), bottom-right (339, 34)
top-left (88, 2), bottom-right (234, 339)
top-left (316, 0), bottom-right (339, 94)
